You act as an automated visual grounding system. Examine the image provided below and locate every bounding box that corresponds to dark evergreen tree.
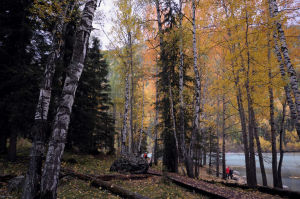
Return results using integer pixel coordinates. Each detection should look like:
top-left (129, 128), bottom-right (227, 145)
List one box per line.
top-left (0, 0), bottom-right (43, 160)
top-left (69, 38), bottom-right (115, 154)
top-left (157, 1), bottom-right (179, 172)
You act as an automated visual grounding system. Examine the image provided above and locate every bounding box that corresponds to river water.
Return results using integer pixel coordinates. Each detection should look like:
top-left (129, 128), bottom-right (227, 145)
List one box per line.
top-left (226, 152), bottom-right (300, 192)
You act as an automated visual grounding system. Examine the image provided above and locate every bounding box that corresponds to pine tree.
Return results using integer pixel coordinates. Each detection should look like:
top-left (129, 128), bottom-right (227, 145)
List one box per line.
top-left (69, 37), bottom-right (115, 154)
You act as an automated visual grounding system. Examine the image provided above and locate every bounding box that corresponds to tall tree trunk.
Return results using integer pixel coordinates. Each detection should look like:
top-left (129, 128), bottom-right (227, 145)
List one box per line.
top-left (178, 0), bottom-right (194, 178)
top-left (138, 80), bottom-right (145, 153)
top-left (209, 130), bottom-right (212, 174)
top-left (236, 87), bottom-right (251, 184)
top-left (272, 31), bottom-right (298, 135)
top-left (278, 100), bottom-right (286, 188)
top-left (244, 8), bottom-right (257, 187)
top-left (128, 31), bottom-right (134, 154)
top-left (268, 0), bottom-right (300, 138)
top-left (216, 97), bottom-right (220, 177)
top-left (168, 75), bottom-right (179, 172)
top-left (154, 63), bottom-right (159, 165)
top-left (222, 94), bottom-right (226, 179)
top-left (268, 36), bottom-right (278, 188)
top-left (22, 6), bottom-right (69, 197)
top-left (223, 0), bottom-right (251, 184)
top-left (8, 130), bottom-right (17, 162)
top-left (190, 0), bottom-right (201, 160)
top-left (128, 73), bottom-right (132, 154)
top-left (270, 82), bottom-right (278, 187)
top-left (253, 113), bottom-right (267, 186)
top-left (40, 1), bottom-right (98, 198)
top-left (122, 72), bottom-right (130, 155)
top-left (155, 0), bottom-right (178, 172)
top-left (245, 76), bottom-right (257, 187)
top-left (272, 26), bottom-right (298, 130)
top-left (178, 0), bottom-right (185, 163)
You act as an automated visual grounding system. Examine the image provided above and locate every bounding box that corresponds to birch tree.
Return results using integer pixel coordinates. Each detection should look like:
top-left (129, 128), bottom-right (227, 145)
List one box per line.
top-left (268, 0), bottom-right (300, 138)
top-left (22, 1), bottom-right (76, 198)
top-left (40, 1), bottom-right (98, 198)
top-left (189, 0), bottom-right (201, 161)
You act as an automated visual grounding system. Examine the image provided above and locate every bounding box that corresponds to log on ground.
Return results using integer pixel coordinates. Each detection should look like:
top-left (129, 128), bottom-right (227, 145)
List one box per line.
top-left (62, 169), bottom-right (150, 199)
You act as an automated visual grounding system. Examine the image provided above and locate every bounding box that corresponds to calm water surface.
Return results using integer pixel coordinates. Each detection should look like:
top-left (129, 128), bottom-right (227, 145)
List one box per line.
top-left (226, 152), bottom-right (300, 192)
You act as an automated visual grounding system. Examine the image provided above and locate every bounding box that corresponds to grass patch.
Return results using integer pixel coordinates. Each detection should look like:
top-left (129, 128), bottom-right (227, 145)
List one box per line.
top-left (61, 152), bottom-right (116, 175)
top-left (57, 178), bottom-right (120, 199)
top-left (113, 176), bottom-right (208, 199)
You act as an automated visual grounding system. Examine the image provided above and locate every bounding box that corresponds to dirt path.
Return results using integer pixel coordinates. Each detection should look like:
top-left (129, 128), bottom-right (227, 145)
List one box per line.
top-left (148, 169), bottom-right (282, 199)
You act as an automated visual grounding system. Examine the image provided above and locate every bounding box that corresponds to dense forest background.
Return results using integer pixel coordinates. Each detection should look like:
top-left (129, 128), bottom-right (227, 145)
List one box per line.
top-left (0, 0), bottom-right (299, 198)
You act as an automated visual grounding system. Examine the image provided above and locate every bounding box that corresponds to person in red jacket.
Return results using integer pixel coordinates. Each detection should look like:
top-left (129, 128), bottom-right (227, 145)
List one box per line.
top-left (143, 152), bottom-right (148, 159)
top-left (226, 167), bottom-right (230, 179)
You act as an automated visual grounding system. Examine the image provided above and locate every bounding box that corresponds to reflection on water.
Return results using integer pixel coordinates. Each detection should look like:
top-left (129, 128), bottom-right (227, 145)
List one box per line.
top-left (226, 152), bottom-right (300, 192)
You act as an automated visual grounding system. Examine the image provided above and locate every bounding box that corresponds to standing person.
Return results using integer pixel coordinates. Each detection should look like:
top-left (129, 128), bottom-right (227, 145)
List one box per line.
top-left (226, 166), bottom-right (230, 179)
top-left (144, 152), bottom-right (148, 159)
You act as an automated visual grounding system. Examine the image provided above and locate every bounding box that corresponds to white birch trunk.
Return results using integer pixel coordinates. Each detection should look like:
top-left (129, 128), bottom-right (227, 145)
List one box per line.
top-left (178, 0), bottom-right (185, 160)
top-left (272, 31), bottom-right (297, 123)
top-left (22, 6), bottom-right (69, 198)
top-left (138, 80), bottom-right (145, 153)
top-left (121, 72), bottom-right (130, 155)
top-left (128, 71), bottom-right (132, 154)
top-left (269, 0), bottom-right (300, 138)
top-left (189, 0), bottom-right (201, 157)
top-left (40, 1), bottom-right (98, 198)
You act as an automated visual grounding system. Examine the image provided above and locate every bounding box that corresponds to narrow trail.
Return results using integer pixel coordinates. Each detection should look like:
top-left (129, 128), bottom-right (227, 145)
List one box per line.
top-left (148, 169), bottom-right (283, 199)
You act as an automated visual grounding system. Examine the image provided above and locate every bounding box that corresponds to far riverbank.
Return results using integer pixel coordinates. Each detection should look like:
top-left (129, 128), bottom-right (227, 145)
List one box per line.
top-left (226, 152), bottom-right (300, 192)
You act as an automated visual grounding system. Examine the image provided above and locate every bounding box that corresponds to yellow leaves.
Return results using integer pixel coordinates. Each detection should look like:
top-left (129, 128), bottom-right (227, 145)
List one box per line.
top-left (29, 0), bottom-right (80, 29)
top-left (258, 136), bottom-right (271, 152)
top-left (286, 130), bottom-right (299, 143)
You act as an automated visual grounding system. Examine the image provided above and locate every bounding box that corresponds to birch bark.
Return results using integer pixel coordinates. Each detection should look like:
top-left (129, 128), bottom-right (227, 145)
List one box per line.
top-left (273, 32), bottom-right (297, 131)
top-left (189, 0), bottom-right (201, 159)
top-left (129, 31), bottom-right (134, 154)
top-left (40, 1), bottom-right (98, 198)
top-left (178, 0), bottom-right (185, 160)
top-left (269, 0), bottom-right (300, 138)
top-left (138, 80), bottom-right (145, 153)
top-left (22, 4), bottom-right (69, 198)
top-left (121, 71), bottom-right (130, 155)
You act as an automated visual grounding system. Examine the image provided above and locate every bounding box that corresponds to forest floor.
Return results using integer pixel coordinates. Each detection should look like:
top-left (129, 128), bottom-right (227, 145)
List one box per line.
top-left (0, 145), bottom-right (206, 199)
top-left (0, 144), bottom-right (291, 199)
